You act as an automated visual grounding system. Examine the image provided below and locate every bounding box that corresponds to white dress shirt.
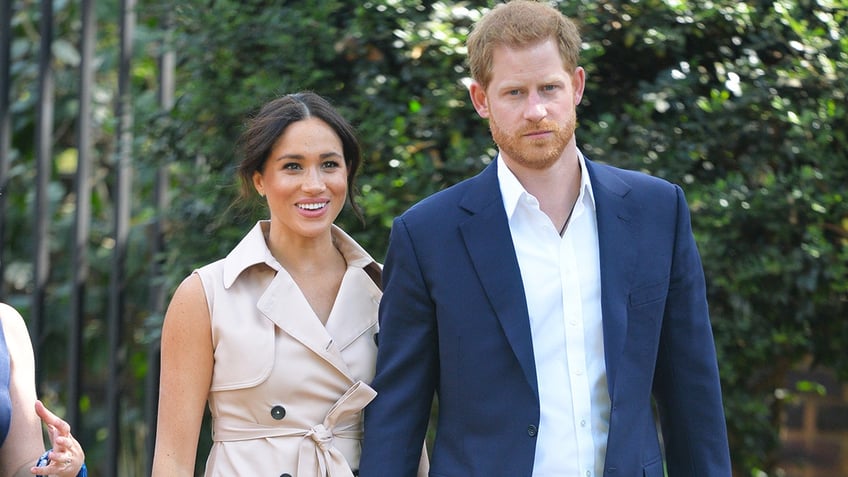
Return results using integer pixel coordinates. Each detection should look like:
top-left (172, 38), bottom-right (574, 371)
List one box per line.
top-left (498, 151), bottom-right (611, 477)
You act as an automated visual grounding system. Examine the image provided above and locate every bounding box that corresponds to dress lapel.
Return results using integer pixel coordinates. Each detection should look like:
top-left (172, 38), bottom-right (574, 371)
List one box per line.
top-left (256, 270), bottom-right (356, 381)
top-left (324, 269), bottom-right (380, 351)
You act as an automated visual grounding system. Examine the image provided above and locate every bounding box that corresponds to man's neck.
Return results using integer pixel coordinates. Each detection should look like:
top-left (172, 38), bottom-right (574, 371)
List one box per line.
top-left (507, 151), bottom-right (582, 230)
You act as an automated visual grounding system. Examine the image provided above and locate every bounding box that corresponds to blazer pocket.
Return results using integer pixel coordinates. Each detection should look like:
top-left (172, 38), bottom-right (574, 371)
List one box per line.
top-left (643, 456), bottom-right (664, 477)
top-left (628, 277), bottom-right (669, 308)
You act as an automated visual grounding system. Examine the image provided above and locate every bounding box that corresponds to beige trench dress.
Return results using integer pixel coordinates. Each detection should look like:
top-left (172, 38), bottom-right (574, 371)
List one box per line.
top-left (196, 221), bottom-right (388, 477)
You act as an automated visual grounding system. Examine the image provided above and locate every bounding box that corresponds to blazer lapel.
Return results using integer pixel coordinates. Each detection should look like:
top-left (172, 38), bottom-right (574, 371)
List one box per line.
top-left (458, 162), bottom-right (539, 395)
top-left (586, 160), bottom-right (636, 399)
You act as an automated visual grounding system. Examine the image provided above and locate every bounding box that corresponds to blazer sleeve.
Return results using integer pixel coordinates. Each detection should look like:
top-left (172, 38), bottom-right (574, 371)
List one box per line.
top-left (359, 216), bottom-right (437, 477)
top-left (652, 185), bottom-right (732, 475)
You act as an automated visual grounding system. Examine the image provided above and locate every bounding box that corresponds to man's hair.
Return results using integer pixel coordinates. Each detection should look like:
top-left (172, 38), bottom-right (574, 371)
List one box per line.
top-left (466, 0), bottom-right (582, 88)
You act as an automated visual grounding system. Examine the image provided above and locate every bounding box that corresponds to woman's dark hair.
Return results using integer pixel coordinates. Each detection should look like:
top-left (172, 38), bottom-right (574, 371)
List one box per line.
top-left (236, 91), bottom-right (364, 222)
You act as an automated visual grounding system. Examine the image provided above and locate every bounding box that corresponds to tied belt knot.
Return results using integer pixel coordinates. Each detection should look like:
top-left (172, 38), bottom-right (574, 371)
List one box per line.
top-left (305, 423), bottom-right (334, 452)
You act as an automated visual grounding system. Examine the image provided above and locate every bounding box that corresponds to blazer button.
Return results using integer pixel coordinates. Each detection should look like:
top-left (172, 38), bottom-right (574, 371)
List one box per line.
top-left (373, 332), bottom-right (379, 346)
top-left (270, 405), bottom-right (286, 420)
top-left (527, 424), bottom-right (538, 437)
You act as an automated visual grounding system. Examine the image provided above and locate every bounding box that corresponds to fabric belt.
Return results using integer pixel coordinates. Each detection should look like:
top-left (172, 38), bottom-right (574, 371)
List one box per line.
top-left (212, 380), bottom-right (377, 477)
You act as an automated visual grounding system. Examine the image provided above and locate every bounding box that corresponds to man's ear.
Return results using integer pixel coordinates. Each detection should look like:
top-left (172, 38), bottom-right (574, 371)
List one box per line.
top-left (468, 80), bottom-right (490, 119)
top-left (572, 66), bottom-right (586, 106)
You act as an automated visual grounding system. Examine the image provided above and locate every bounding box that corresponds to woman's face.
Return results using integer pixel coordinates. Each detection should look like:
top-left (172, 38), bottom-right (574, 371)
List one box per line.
top-left (252, 117), bottom-right (348, 240)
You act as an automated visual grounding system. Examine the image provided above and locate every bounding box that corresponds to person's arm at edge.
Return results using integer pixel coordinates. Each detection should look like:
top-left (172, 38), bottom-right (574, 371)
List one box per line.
top-left (0, 303), bottom-right (46, 477)
top-left (151, 274), bottom-right (214, 476)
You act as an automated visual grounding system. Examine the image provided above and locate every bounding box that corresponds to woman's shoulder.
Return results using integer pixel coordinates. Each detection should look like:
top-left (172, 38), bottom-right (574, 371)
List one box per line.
top-left (0, 303), bottom-right (29, 343)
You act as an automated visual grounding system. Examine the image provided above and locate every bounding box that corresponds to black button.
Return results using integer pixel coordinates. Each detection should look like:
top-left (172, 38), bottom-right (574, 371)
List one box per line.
top-left (373, 332), bottom-right (379, 346)
top-left (527, 424), bottom-right (538, 437)
top-left (271, 405), bottom-right (286, 420)
top-left (280, 474), bottom-right (292, 477)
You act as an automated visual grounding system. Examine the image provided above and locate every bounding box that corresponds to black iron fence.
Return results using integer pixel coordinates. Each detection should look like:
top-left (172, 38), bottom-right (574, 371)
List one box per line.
top-left (1, 1), bottom-right (173, 474)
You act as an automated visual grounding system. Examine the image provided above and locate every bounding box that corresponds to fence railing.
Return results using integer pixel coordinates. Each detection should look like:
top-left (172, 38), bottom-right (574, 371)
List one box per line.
top-left (0, 1), bottom-right (172, 475)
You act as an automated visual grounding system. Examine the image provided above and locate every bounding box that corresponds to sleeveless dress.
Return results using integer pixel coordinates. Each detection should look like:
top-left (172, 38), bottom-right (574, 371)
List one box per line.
top-left (197, 221), bottom-right (382, 477)
top-left (0, 312), bottom-right (12, 447)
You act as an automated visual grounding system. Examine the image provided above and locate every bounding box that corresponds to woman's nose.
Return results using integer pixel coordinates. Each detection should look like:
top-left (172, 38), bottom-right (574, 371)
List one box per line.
top-left (302, 168), bottom-right (326, 192)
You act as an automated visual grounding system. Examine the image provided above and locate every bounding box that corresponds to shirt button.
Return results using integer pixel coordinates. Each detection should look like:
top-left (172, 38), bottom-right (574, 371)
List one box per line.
top-left (527, 425), bottom-right (538, 437)
top-left (280, 474), bottom-right (292, 477)
top-left (270, 405), bottom-right (286, 420)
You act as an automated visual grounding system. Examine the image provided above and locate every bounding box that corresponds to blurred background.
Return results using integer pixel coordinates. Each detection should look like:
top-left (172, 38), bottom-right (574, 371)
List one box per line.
top-left (0, 0), bottom-right (846, 475)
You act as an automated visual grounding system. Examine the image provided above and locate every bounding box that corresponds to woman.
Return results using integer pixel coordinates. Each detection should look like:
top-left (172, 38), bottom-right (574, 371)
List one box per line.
top-left (152, 92), bottom-right (423, 477)
top-left (0, 303), bottom-right (86, 477)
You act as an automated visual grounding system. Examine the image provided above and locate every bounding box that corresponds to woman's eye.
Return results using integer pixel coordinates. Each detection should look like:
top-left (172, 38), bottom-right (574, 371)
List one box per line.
top-left (323, 160), bottom-right (342, 169)
top-left (282, 162), bottom-right (301, 170)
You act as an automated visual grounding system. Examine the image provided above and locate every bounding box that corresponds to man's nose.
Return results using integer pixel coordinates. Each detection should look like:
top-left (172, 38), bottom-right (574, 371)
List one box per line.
top-left (523, 91), bottom-right (547, 122)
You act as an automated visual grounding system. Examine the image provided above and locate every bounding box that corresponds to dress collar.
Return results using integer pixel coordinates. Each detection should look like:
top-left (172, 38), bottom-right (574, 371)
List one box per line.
top-left (222, 220), bottom-right (378, 289)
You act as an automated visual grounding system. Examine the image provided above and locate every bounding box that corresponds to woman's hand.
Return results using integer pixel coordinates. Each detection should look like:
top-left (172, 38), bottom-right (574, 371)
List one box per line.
top-left (30, 400), bottom-right (85, 477)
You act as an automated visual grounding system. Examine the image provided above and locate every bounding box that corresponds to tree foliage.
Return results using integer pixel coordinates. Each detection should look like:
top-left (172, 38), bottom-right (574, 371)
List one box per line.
top-left (2, 0), bottom-right (846, 475)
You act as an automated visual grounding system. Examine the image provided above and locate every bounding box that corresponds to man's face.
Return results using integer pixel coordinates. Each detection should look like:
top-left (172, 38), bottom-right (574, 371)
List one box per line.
top-left (470, 39), bottom-right (585, 171)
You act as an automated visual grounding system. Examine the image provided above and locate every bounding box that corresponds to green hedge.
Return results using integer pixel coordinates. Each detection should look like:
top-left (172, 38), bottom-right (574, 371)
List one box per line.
top-left (3, 1), bottom-right (846, 475)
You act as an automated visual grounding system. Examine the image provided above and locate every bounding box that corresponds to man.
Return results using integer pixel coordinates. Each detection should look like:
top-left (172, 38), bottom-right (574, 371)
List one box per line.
top-left (359, 1), bottom-right (732, 476)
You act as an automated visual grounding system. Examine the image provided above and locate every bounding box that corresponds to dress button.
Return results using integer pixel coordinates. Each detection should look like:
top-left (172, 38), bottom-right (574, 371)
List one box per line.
top-left (270, 405), bottom-right (286, 420)
top-left (527, 424), bottom-right (538, 437)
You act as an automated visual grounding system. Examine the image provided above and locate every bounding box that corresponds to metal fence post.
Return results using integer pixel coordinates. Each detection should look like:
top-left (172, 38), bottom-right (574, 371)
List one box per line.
top-left (68, 0), bottom-right (96, 434)
top-left (107, 0), bottom-right (136, 473)
top-left (32, 0), bottom-right (55, 384)
top-left (0, 0), bottom-right (13, 298)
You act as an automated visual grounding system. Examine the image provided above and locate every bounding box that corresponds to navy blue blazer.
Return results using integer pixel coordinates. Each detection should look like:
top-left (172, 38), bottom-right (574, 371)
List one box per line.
top-left (360, 158), bottom-right (731, 477)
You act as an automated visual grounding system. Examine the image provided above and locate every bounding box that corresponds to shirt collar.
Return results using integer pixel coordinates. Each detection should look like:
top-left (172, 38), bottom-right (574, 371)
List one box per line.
top-left (497, 149), bottom-right (596, 220)
top-left (221, 220), bottom-right (377, 288)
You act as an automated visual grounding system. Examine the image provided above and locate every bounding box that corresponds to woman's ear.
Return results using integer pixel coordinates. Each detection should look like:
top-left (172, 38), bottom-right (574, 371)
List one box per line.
top-left (252, 170), bottom-right (265, 198)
